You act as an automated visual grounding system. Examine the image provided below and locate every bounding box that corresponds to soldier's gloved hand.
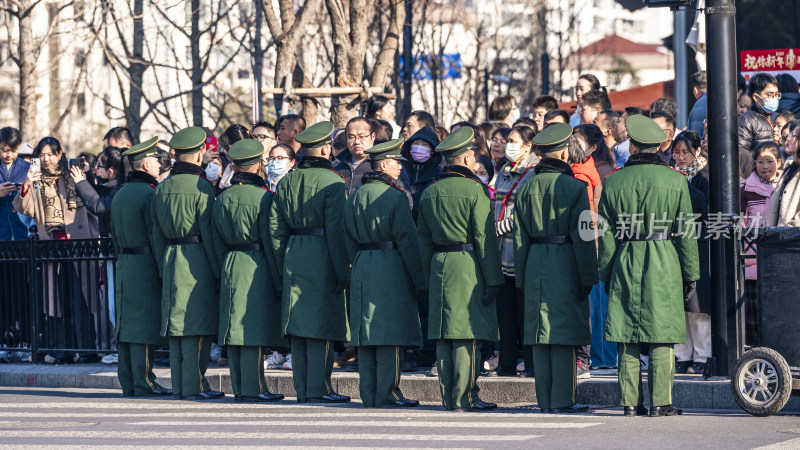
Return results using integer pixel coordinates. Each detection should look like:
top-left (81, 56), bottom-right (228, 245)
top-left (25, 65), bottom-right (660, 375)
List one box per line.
top-left (335, 279), bottom-right (350, 295)
top-left (482, 286), bottom-right (500, 306)
top-left (683, 281), bottom-right (696, 301)
top-left (579, 285), bottom-right (593, 299)
top-left (415, 289), bottom-right (429, 304)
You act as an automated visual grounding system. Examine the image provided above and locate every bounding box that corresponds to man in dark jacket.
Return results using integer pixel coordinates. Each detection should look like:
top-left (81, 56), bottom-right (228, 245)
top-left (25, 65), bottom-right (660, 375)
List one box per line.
top-left (739, 73), bottom-right (780, 179)
top-left (0, 127), bottom-right (29, 240)
top-left (687, 72), bottom-right (707, 139)
top-left (335, 117), bottom-right (375, 196)
top-left (401, 127), bottom-right (442, 222)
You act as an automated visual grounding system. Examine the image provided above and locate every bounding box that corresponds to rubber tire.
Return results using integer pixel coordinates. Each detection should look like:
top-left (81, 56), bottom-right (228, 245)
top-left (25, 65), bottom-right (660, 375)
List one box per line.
top-left (731, 347), bottom-right (792, 417)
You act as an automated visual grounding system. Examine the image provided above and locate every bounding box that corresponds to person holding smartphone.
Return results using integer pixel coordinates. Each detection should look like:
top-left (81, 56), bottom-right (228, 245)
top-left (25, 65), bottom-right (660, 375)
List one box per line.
top-left (0, 127), bottom-right (30, 241)
top-left (69, 146), bottom-right (125, 237)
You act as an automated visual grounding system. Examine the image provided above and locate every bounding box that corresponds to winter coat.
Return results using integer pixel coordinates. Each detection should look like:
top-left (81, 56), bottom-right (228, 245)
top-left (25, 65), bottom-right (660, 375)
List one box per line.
top-left (598, 152), bottom-right (699, 344)
top-left (778, 92), bottom-right (800, 117)
top-left (212, 171), bottom-right (285, 347)
top-left (150, 162), bottom-right (220, 337)
top-left (344, 171), bottom-right (425, 347)
top-left (684, 166), bottom-right (711, 315)
top-left (417, 165), bottom-right (504, 341)
top-left (738, 104), bottom-right (774, 178)
top-left (0, 157), bottom-right (30, 240)
top-left (76, 177), bottom-right (123, 237)
top-left (270, 156), bottom-right (350, 342)
top-left (740, 171), bottom-right (778, 281)
top-left (109, 171), bottom-right (164, 344)
top-left (688, 92), bottom-right (707, 139)
top-left (492, 152), bottom-right (538, 275)
top-left (400, 127), bottom-right (443, 222)
top-left (513, 158), bottom-right (598, 346)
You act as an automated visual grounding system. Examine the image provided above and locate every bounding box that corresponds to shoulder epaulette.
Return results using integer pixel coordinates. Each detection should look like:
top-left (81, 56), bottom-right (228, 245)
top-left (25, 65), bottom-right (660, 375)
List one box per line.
top-left (198, 175), bottom-right (214, 185)
top-left (329, 168), bottom-right (347, 180)
top-left (667, 166), bottom-right (687, 176)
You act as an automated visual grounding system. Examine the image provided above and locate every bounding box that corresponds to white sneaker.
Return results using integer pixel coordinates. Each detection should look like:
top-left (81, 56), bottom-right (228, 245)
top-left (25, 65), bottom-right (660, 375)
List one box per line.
top-left (266, 351), bottom-right (286, 369)
top-left (483, 352), bottom-right (499, 371)
top-left (101, 353), bottom-right (118, 364)
top-left (44, 354), bottom-right (57, 364)
top-left (282, 354), bottom-right (292, 370)
top-left (209, 343), bottom-right (222, 361)
top-left (516, 360), bottom-right (525, 372)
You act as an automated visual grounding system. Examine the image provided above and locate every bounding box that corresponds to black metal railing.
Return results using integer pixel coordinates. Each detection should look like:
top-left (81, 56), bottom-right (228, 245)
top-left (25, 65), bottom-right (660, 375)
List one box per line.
top-left (0, 237), bottom-right (116, 362)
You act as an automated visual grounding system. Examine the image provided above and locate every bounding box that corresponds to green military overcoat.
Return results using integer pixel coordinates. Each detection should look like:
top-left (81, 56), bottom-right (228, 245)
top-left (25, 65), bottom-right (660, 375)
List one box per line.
top-left (417, 165), bottom-right (504, 341)
top-left (598, 152), bottom-right (700, 344)
top-left (151, 162), bottom-right (220, 337)
top-left (270, 156), bottom-right (350, 342)
top-left (109, 171), bottom-right (164, 344)
top-left (344, 171), bottom-right (425, 347)
top-left (513, 158), bottom-right (599, 346)
top-left (212, 172), bottom-right (286, 347)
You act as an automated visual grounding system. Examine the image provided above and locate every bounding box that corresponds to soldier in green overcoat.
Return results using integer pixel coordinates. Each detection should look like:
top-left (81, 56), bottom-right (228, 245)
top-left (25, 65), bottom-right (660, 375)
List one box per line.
top-left (513, 124), bottom-right (599, 413)
top-left (151, 127), bottom-right (223, 400)
top-left (110, 138), bottom-right (171, 398)
top-left (417, 127), bottom-right (504, 412)
top-left (598, 115), bottom-right (700, 417)
top-left (211, 139), bottom-right (285, 403)
top-left (344, 138), bottom-right (425, 408)
top-left (270, 121), bottom-right (351, 403)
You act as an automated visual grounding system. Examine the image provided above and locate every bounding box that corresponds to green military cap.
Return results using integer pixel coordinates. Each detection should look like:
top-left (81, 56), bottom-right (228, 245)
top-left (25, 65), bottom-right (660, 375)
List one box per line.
top-left (364, 138), bottom-right (406, 161)
top-left (295, 121), bottom-right (334, 149)
top-left (435, 126), bottom-right (474, 158)
top-left (169, 126), bottom-right (206, 154)
top-left (122, 136), bottom-right (161, 161)
top-left (228, 139), bottom-right (264, 166)
top-left (626, 114), bottom-right (667, 150)
top-left (532, 123), bottom-right (572, 153)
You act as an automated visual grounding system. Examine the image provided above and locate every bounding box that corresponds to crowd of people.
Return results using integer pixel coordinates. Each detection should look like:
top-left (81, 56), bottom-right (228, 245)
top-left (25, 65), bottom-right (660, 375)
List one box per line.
top-left (1, 69), bottom-right (800, 415)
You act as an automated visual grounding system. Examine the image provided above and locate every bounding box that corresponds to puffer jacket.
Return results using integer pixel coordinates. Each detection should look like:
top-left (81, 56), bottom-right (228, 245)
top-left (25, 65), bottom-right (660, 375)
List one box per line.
top-left (401, 127), bottom-right (442, 222)
top-left (738, 103), bottom-right (774, 178)
top-left (740, 171), bottom-right (778, 280)
top-left (0, 157), bottom-right (30, 240)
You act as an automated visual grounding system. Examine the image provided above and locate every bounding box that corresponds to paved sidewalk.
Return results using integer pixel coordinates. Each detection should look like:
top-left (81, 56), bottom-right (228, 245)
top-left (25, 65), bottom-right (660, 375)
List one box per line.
top-left (2, 362), bottom-right (798, 412)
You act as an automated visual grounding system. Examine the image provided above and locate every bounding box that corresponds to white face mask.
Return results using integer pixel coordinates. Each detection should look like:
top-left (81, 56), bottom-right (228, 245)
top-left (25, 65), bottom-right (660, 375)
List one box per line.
top-left (205, 163), bottom-right (221, 181)
top-left (477, 175), bottom-right (489, 184)
top-left (505, 142), bottom-right (525, 162)
top-left (268, 160), bottom-right (289, 178)
top-left (410, 144), bottom-right (433, 163)
top-left (509, 108), bottom-right (521, 123)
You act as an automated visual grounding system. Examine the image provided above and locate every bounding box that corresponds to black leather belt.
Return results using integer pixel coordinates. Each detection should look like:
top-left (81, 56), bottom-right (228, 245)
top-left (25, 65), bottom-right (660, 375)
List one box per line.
top-left (291, 228), bottom-right (325, 236)
top-left (228, 243), bottom-right (263, 252)
top-left (167, 236), bottom-right (202, 245)
top-left (121, 247), bottom-right (151, 255)
top-left (621, 232), bottom-right (672, 242)
top-left (358, 241), bottom-right (397, 251)
top-left (434, 243), bottom-right (474, 252)
top-left (530, 235), bottom-right (572, 244)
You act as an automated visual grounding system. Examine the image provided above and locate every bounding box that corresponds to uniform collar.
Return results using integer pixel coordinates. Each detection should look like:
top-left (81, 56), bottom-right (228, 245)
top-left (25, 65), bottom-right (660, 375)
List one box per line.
top-left (230, 171), bottom-right (267, 188)
top-left (298, 155), bottom-right (333, 170)
top-left (170, 161), bottom-right (205, 176)
top-left (624, 152), bottom-right (667, 167)
top-left (439, 164), bottom-right (482, 182)
top-left (534, 157), bottom-right (574, 176)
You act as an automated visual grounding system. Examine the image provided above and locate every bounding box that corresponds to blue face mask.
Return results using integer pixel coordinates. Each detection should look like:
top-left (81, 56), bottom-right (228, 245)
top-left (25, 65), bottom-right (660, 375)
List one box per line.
top-left (509, 108), bottom-right (521, 123)
top-left (268, 160), bottom-right (289, 178)
top-left (762, 97), bottom-right (779, 113)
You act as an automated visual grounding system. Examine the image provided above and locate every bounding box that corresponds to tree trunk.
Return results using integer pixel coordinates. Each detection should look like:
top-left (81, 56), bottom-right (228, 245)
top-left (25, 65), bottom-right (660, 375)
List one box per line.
top-left (191, 0), bottom-right (203, 127)
top-left (17, 3), bottom-right (37, 140)
top-left (370, 0), bottom-right (404, 90)
top-left (327, 0), bottom-right (372, 127)
top-left (273, 42), bottom-right (294, 116)
top-left (253, 0), bottom-right (264, 121)
top-left (127, 0), bottom-right (145, 141)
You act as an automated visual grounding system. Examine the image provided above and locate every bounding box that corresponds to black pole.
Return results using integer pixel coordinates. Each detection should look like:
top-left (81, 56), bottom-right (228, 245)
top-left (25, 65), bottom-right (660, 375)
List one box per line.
top-left (402, 0), bottom-right (413, 123)
top-left (541, 53), bottom-right (549, 96)
top-left (706, 0), bottom-right (741, 377)
top-left (484, 65), bottom-right (490, 122)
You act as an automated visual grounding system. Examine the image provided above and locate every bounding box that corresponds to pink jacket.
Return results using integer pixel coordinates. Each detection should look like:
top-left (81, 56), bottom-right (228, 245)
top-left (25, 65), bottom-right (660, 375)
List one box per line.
top-left (741, 171), bottom-right (777, 280)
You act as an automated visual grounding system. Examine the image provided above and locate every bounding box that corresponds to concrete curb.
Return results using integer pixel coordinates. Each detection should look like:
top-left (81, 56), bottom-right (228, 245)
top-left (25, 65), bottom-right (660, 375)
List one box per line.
top-left (1, 363), bottom-right (799, 411)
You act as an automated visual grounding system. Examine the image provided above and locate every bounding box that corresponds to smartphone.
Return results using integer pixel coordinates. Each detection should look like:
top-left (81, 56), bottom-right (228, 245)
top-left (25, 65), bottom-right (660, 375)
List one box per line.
top-left (69, 157), bottom-right (85, 169)
top-left (205, 136), bottom-right (218, 153)
top-left (30, 158), bottom-right (40, 173)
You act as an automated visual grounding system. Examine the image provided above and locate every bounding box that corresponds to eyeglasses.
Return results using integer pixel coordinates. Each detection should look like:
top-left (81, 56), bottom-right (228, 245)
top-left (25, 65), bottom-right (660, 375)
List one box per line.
top-left (268, 156), bottom-right (291, 162)
top-left (755, 159), bottom-right (777, 166)
top-left (491, 138), bottom-right (506, 144)
top-left (254, 134), bottom-right (275, 142)
top-left (757, 92), bottom-right (782, 100)
top-left (347, 134), bottom-right (373, 143)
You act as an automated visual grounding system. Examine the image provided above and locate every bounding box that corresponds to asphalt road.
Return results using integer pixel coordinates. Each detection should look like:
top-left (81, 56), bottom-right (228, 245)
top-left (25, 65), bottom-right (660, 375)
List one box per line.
top-left (1, 387), bottom-right (799, 449)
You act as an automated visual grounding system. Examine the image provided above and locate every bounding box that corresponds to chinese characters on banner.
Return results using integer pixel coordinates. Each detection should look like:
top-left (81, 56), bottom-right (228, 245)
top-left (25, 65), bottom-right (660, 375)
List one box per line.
top-left (740, 49), bottom-right (800, 84)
